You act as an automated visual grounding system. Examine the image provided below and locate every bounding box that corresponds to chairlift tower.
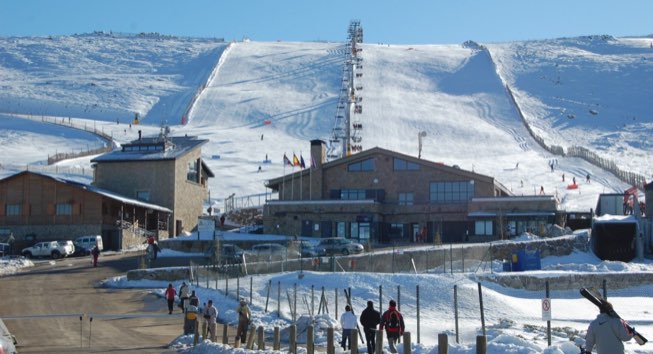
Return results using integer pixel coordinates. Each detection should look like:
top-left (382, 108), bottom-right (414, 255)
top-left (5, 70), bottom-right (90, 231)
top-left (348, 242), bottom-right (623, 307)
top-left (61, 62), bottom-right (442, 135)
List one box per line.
top-left (327, 20), bottom-right (364, 160)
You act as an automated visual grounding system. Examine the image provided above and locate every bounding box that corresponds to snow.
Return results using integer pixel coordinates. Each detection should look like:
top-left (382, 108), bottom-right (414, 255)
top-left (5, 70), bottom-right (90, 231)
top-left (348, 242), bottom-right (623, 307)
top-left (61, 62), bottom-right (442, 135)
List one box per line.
top-left (1, 33), bottom-right (650, 211)
top-left (99, 247), bottom-right (653, 354)
top-left (0, 257), bottom-right (34, 276)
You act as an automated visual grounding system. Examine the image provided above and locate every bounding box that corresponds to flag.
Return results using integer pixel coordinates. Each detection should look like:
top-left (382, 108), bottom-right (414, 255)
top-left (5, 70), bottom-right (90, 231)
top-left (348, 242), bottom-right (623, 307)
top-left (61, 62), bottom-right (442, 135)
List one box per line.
top-left (300, 155), bottom-right (306, 169)
top-left (283, 153), bottom-right (292, 166)
top-left (311, 154), bottom-right (317, 169)
top-left (292, 153), bottom-right (300, 167)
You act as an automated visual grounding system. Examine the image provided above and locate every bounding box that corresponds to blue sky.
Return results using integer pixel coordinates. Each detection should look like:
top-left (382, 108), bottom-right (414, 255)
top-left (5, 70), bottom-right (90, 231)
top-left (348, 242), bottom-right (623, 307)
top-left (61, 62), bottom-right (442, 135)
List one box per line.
top-left (1, 0), bottom-right (652, 44)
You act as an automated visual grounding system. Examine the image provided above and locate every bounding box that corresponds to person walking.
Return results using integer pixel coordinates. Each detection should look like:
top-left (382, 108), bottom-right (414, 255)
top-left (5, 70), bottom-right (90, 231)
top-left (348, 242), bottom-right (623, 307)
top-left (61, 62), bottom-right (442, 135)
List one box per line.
top-left (379, 300), bottom-right (405, 353)
top-left (164, 283), bottom-right (177, 314)
top-left (360, 300), bottom-right (381, 354)
top-left (585, 301), bottom-right (633, 354)
top-left (200, 302), bottom-right (209, 340)
top-left (91, 245), bottom-right (100, 267)
top-left (188, 290), bottom-right (199, 308)
top-left (179, 282), bottom-right (190, 310)
top-left (203, 299), bottom-right (218, 342)
top-left (235, 298), bottom-right (252, 345)
top-left (339, 305), bottom-right (357, 351)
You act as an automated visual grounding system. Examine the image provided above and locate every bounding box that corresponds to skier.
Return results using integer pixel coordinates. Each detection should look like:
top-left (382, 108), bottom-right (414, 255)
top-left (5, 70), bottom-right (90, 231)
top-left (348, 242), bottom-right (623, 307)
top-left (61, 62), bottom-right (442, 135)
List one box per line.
top-left (379, 300), bottom-right (405, 353)
top-left (339, 305), bottom-right (357, 350)
top-left (164, 284), bottom-right (177, 314)
top-left (179, 282), bottom-right (190, 310)
top-left (203, 300), bottom-right (218, 342)
top-left (360, 300), bottom-right (381, 354)
top-left (235, 298), bottom-right (251, 345)
top-left (585, 301), bottom-right (634, 353)
top-left (91, 245), bottom-right (100, 267)
top-left (586, 173), bottom-right (591, 183)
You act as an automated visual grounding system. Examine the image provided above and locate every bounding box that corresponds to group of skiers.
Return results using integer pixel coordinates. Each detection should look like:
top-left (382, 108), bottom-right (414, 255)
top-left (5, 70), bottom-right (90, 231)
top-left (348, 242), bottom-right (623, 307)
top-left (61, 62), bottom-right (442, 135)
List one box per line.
top-left (163, 281), bottom-right (251, 344)
top-left (340, 299), bottom-right (405, 353)
top-left (162, 280), bottom-right (634, 354)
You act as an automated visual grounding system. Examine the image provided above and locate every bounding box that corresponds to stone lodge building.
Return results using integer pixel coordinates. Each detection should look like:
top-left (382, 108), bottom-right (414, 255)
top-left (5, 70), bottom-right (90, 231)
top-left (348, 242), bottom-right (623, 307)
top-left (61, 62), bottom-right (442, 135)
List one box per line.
top-left (91, 133), bottom-right (214, 237)
top-left (263, 140), bottom-right (558, 244)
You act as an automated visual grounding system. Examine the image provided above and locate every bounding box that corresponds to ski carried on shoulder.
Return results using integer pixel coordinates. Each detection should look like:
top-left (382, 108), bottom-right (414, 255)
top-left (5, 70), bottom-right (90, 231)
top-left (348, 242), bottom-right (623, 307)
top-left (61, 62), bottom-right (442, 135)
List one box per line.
top-left (579, 287), bottom-right (647, 345)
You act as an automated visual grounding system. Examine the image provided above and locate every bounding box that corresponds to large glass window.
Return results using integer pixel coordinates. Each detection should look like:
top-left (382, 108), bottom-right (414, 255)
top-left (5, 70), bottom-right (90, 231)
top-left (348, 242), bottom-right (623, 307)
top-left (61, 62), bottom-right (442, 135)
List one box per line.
top-left (475, 220), bottom-right (493, 236)
top-left (393, 158), bottom-right (420, 171)
top-left (350, 223), bottom-right (359, 239)
top-left (341, 189), bottom-right (366, 200)
top-left (348, 158), bottom-right (375, 172)
top-left (336, 222), bottom-right (347, 238)
top-left (6, 204), bottom-right (21, 216)
top-left (429, 181), bottom-right (475, 203)
top-left (56, 203), bottom-right (73, 215)
top-left (398, 192), bottom-right (414, 206)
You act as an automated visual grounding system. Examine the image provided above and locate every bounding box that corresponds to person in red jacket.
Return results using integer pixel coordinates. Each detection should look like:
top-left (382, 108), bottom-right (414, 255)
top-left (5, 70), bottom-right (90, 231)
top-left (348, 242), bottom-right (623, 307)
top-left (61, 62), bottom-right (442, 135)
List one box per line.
top-left (164, 283), bottom-right (177, 314)
top-left (379, 300), bottom-right (405, 353)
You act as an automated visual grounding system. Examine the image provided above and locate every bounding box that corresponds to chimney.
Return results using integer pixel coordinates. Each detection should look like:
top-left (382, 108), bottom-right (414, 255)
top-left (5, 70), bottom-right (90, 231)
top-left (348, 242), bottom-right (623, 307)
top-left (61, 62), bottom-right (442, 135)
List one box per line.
top-left (310, 139), bottom-right (326, 168)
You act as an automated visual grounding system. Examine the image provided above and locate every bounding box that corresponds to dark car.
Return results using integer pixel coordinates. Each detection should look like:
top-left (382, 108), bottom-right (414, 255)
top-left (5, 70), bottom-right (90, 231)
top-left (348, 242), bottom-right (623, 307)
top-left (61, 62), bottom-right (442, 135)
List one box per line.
top-left (290, 241), bottom-right (326, 257)
top-left (204, 243), bottom-right (244, 264)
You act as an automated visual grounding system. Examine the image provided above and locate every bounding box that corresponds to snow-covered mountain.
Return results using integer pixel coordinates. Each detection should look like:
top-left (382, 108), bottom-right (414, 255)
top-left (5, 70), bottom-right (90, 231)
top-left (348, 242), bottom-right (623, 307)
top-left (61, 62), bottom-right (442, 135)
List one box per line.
top-left (1, 32), bottom-right (651, 211)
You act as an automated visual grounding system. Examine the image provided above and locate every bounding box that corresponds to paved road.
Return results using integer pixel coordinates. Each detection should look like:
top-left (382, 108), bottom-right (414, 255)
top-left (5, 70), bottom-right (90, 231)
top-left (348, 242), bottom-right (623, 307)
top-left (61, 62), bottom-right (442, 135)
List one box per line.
top-left (0, 253), bottom-right (185, 353)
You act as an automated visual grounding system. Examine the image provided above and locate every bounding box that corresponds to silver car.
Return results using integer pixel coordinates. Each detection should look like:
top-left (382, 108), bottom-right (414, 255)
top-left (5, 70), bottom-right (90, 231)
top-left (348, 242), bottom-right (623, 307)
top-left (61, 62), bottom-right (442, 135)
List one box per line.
top-left (317, 238), bottom-right (364, 256)
top-left (247, 243), bottom-right (300, 260)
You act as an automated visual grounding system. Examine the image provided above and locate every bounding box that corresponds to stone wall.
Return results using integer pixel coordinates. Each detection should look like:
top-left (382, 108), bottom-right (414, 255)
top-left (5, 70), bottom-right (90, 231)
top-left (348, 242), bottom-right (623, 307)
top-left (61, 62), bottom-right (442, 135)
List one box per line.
top-left (126, 266), bottom-right (190, 281)
top-left (479, 272), bottom-right (653, 291)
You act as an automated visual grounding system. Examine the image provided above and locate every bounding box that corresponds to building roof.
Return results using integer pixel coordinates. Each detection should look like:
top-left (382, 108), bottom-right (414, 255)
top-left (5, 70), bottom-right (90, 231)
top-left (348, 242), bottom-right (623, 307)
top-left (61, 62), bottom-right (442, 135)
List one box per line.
top-left (0, 171), bottom-right (172, 213)
top-left (91, 135), bottom-right (208, 163)
top-left (266, 146), bottom-right (504, 191)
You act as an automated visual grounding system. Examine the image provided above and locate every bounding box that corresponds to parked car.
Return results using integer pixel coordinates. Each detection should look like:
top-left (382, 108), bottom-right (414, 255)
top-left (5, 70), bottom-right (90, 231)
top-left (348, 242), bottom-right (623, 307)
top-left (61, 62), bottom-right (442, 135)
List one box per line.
top-left (204, 243), bottom-right (244, 264)
top-left (57, 240), bottom-right (76, 256)
top-left (21, 241), bottom-right (74, 259)
top-left (290, 240), bottom-right (325, 257)
top-left (247, 243), bottom-right (300, 260)
top-left (317, 237), bottom-right (364, 255)
top-left (74, 235), bottom-right (103, 252)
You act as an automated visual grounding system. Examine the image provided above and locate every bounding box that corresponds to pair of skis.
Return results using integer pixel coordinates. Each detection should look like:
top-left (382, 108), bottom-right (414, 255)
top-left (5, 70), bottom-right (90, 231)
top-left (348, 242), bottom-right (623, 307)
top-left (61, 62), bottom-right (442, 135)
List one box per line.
top-left (579, 288), bottom-right (647, 345)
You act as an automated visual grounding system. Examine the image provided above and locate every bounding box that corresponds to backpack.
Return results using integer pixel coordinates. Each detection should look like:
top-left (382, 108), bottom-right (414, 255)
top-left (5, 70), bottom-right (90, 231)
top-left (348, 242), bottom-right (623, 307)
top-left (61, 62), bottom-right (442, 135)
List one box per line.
top-left (387, 310), bottom-right (400, 329)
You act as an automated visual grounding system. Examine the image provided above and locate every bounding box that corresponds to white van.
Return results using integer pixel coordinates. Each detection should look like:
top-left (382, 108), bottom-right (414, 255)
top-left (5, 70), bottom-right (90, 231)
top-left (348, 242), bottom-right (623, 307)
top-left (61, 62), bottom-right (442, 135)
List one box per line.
top-left (74, 235), bottom-right (103, 252)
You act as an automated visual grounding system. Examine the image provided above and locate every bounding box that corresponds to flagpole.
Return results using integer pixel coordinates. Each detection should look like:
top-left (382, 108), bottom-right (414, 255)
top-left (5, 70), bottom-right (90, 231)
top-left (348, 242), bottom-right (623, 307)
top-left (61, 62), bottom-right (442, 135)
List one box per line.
top-left (299, 151), bottom-right (303, 200)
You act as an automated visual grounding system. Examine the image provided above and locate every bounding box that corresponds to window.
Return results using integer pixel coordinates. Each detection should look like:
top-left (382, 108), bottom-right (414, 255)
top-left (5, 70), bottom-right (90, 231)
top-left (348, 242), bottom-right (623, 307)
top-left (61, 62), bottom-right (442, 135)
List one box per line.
top-left (341, 189), bottom-right (366, 200)
top-left (6, 204), bottom-right (21, 216)
top-left (475, 220), bottom-right (493, 236)
top-left (350, 223), bottom-right (359, 239)
top-left (56, 203), bottom-right (73, 215)
top-left (390, 223), bottom-right (404, 239)
top-left (187, 160), bottom-right (198, 182)
top-left (336, 222), bottom-right (346, 238)
top-left (348, 158), bottom-right (375, 172)
top-left (393, 158), bottom-right (420, 171)
top-left (136, 191), bottom-right (150, 202)
top-left (429, 181), bottom-right (475, 203)
top-left (398, 192), bottom-right (414, 206)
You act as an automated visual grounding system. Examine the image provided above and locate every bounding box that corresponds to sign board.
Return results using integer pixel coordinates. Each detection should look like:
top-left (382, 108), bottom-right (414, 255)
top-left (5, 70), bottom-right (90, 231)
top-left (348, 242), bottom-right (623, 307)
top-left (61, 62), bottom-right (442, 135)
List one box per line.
top-left (541, 298), bottom-right (552, 321)
top-left (197, 217), bottom-right (216, 239)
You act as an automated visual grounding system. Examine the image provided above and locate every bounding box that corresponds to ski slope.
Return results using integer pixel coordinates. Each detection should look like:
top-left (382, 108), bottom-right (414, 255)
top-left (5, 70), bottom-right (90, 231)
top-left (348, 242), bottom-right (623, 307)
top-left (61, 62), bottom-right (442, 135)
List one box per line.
top-left (0, 33), bottom-right (651, 211)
